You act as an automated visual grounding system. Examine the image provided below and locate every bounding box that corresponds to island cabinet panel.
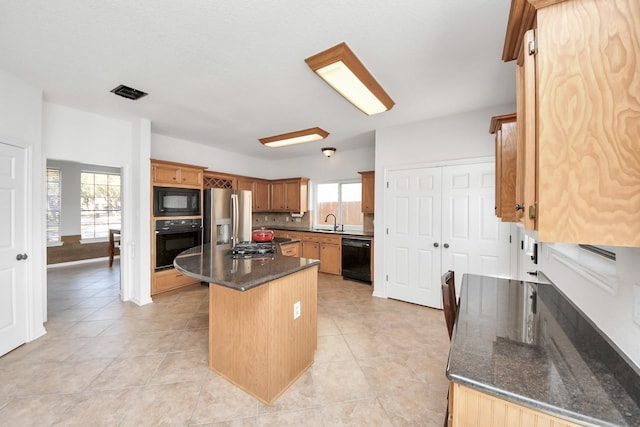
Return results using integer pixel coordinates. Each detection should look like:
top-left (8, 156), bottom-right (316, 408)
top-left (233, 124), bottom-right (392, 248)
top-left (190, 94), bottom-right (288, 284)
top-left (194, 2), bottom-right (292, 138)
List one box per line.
top-left (208, 266), bottom-right (318, 404)
top-left (451, 383), bottom-right (582, 427)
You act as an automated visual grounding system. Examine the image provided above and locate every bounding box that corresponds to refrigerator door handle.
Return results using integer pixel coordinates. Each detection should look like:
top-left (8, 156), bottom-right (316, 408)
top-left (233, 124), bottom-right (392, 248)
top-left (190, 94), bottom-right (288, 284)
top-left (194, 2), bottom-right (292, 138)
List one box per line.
top-left (231, 193), bottom-right (238, 247)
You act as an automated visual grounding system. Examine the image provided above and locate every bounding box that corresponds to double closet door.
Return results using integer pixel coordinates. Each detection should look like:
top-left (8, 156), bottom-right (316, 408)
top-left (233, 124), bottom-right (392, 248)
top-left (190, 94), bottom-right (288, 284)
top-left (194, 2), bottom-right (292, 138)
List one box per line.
top-left (385, 162), bottom-right (510, 308)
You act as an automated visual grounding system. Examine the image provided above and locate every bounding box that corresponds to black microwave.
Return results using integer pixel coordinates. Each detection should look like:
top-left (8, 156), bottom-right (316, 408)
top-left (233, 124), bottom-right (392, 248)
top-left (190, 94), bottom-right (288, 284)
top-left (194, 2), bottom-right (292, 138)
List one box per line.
top-left (153, 186), bottom-right (201, 217)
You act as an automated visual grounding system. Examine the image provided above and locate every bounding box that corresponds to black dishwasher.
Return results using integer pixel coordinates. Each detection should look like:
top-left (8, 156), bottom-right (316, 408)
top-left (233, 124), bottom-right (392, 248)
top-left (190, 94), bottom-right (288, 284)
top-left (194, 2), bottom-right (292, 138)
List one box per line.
top-left (341, 237), bottom-right (372, 283)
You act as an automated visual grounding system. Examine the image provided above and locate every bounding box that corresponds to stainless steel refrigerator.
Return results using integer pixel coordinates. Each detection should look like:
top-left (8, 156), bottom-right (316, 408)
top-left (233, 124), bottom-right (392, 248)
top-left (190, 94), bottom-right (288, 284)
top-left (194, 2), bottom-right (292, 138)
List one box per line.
top-left (203, 188), bottom-right (252, 249)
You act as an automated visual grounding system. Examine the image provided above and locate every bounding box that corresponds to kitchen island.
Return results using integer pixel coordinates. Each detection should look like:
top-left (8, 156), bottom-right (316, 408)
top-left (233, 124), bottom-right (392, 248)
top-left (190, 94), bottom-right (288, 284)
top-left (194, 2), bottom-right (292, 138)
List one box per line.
top-left (447, 274), bottom-right (640, 426)
top-left (174, 244), bottom-right (320, 404)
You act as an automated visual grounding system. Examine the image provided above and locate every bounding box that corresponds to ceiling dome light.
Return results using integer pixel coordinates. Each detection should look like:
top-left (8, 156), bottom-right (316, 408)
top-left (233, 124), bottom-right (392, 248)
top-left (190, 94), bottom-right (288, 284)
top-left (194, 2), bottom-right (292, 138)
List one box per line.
top-left (321, 147), bottom-right (336, 157)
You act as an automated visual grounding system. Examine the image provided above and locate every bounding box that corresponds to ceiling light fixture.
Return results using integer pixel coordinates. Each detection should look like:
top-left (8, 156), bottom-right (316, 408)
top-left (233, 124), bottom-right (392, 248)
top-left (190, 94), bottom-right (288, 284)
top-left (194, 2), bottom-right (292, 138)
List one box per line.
top-left (259, 127), bottom-right (329, 148)
top-left (321, 147), bottom-right (336, 158)
top-left (305, 42), bottom-right (395, 115)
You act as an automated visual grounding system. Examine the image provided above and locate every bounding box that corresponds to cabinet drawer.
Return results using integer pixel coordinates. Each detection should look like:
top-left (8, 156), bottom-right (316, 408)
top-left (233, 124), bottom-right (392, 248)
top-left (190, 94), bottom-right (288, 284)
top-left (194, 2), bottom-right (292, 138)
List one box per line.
top-left (280, 243), bottom-right (299, 257)
top-left (301, 233), bottom-right (319, 243)
top-left (153, 269), bottom-right (199, 295)
top-left (319, 235), bottom-right (341, 245)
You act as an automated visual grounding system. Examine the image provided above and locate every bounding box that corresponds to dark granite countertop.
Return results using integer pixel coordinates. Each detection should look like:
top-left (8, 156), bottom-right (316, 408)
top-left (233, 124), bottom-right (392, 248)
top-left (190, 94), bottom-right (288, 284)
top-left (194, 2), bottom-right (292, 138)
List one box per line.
top-left (173, 243), bottom-right (320, 292)
top-left (447, 274), bottom-right (640, 426)
top-left (256, 226), bottom-right (374, 238)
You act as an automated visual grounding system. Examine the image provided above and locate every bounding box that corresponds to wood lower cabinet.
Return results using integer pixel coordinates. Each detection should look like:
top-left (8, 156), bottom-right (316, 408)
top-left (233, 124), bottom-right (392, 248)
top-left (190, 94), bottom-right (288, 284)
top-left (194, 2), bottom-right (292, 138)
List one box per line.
top-left (302, 234), bottom-right (320, 260)
top-left (151, 160), bottom-right (204, 188)
top-left (503, 0), bottom-right (640, 246)
top-left (319, 234), bottom-right (341, 275)
top-left (280, 242), bottom-right (300, 257)
top-left (489, 114), bottom-right (520, 222)
top-left (450, 383), bottom-right (582, 427)
top-left (359, 171), bottom-right (375, 213)
top-left (152, 268), bottom-right (200, 295)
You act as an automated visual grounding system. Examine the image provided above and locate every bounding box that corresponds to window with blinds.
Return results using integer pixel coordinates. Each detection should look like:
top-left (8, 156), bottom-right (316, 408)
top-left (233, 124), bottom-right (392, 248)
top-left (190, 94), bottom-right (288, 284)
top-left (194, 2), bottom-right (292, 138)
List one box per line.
top-left (46, 168), bottom-right (61, 243)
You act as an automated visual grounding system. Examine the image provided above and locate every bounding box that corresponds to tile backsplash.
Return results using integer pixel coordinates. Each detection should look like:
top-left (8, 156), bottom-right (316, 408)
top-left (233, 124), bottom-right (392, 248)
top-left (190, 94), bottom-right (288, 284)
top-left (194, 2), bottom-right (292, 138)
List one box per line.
top-left (252, 211), bottom-right (374, 233)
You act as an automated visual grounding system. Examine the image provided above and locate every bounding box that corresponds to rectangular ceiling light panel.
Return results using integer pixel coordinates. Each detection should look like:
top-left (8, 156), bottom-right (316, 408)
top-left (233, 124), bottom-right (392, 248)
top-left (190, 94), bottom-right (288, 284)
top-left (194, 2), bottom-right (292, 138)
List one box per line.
top-left (259, 127), bottom-right (329, 148)
top-left (305, 42), bottom-right (394, 115)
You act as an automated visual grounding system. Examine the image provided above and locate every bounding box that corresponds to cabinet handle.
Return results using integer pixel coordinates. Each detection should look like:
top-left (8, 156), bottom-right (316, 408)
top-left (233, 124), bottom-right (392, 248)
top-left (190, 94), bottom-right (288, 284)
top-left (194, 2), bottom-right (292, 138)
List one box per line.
top-left (515, 204), bottom-right (525, 211)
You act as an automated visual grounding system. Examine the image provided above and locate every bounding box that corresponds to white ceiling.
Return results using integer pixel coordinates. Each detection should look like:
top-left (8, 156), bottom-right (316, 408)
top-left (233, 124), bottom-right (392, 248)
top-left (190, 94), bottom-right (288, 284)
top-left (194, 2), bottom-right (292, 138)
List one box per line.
top-left (0, 0), bottom-right (516, 160)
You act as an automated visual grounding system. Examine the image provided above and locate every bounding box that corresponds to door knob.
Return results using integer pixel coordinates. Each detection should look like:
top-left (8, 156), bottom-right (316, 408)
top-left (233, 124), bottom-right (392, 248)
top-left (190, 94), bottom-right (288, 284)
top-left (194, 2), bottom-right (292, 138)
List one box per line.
top-left (433, 242), bottom-right (439, 248)
top-left (443, 243), bottom-right (450, 249)
top-left (16, 253), bottom-right (28, 261)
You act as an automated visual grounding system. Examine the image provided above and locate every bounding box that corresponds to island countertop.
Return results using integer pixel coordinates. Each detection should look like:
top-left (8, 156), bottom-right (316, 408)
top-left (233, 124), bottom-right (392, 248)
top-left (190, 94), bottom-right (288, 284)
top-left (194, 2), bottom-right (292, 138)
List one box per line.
top-left (447, 274), bottom-right (640, 427)
top-left (174, 243), bottom-right (320, 292)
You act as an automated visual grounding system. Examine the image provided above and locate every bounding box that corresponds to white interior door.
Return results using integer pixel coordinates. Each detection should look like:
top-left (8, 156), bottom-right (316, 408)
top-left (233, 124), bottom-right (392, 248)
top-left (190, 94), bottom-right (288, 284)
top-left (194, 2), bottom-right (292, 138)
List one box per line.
top-left (441, 163), bottom-right (511, 298)
top-left (386, 168), bottom-right (442, 307)
top-left (0, 142), bottom-right (28, 356)
top-left (385, 161), bottom-right (510, 308)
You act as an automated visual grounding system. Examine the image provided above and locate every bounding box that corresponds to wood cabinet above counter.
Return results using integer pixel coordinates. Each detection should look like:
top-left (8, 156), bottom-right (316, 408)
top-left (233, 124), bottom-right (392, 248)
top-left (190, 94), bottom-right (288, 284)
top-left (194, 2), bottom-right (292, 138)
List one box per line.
top-left (358, 171), bottom-right (374, 214)
top-left (500, 0), bottom-right (640, 246)
top-left (152, 159), bottom-right (205, 188)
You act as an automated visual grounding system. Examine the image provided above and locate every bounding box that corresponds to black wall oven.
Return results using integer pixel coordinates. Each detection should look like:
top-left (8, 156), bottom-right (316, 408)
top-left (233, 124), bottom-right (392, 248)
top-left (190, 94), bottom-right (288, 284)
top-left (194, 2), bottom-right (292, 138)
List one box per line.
top-left (154, 219), bottom-right (202, 271)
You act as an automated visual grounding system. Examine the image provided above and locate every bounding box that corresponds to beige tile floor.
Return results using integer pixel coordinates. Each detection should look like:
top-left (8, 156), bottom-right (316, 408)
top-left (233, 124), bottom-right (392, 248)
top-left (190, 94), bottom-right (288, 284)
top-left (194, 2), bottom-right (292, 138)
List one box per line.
top-left (0, 260), bottom-right (451, 426)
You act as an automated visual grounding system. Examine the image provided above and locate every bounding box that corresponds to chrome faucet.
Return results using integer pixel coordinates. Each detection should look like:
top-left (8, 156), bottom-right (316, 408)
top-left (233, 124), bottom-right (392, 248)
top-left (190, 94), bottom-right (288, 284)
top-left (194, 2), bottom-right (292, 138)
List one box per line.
top-left (324, 213), bottom-right (338, 231)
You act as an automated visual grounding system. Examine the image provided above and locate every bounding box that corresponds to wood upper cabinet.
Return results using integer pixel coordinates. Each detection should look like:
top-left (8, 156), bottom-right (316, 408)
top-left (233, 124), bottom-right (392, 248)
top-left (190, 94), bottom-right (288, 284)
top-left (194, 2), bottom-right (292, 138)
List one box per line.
top-left (269, 178), bottom-right (309, 213)
top-left (489, 114), bottom-right (520, 223)
top-left (238, 177), bottom-right (270, 212)
top-left (503, 0), bottom-right (640, 246)
top-left (204, 171), bottom-right (237, 189)
top-left (359, 171), bottom-right (375, 213)
top-left (152, 160), bottom-right (204, 188)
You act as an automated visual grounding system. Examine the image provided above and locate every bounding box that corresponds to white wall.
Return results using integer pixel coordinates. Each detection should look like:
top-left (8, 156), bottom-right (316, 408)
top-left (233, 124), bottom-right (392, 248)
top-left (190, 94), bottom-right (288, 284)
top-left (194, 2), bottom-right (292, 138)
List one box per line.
top-left (373, 104), bottom-right (515, 295)
top-left (269, 145), bottom-right (374, 183)
top-left (0, 68), bottom-right (46, 342)
top-left (43, 102), bottom-right (152, 305)
top-left (151, 133), bottom-right (268, 178)
top-left (535, 241), bottom-right (640, 369)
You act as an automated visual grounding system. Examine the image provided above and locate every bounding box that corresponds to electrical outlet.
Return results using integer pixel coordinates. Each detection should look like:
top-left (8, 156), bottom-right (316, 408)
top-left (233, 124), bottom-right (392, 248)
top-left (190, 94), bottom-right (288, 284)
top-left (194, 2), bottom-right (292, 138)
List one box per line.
top-left (293, 301), bottom-right (301, 319)
top-left (295, 217), bottom-right (301, 223)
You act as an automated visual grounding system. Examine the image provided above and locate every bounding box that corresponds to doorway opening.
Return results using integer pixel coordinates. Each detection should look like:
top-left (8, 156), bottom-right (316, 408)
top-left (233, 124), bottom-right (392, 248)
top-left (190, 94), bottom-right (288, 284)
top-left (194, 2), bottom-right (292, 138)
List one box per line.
top-left (45, 159), bottom-right (123, 320)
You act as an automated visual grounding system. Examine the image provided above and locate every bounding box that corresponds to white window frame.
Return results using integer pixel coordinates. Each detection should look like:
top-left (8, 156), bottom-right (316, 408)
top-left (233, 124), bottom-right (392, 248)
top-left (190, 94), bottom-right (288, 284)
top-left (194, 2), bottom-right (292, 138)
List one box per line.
top-left (313, 179), bottom-right (363, 232)
top-left (80, 171), bottom-right (121, 242)
top-left (46, 167), bottom-right (62, 246)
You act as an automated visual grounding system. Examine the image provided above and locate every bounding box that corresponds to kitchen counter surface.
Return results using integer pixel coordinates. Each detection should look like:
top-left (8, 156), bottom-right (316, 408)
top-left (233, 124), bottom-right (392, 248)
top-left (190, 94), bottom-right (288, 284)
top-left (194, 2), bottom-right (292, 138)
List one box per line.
top-left (174, 243), bottom-right (319, 292)
top-left (447, 274), bottom-right (640, 426)
top-left (262, 226), bottom-right (374, 238)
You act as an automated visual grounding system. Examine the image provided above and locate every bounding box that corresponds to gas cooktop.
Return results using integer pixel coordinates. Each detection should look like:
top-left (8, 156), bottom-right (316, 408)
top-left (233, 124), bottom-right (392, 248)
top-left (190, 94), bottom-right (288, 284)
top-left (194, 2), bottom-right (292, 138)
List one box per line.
top-left (231, 241), bottom-right (277, 256)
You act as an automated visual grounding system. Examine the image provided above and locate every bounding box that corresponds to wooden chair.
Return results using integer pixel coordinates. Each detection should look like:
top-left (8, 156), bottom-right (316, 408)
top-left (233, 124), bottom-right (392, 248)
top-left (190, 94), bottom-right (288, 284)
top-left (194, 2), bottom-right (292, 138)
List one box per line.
top-left (441, 270), bottom-right (457, 427)
top-left (109, 228), bottom-right (121, 267)
top-left (441, 270), bottom-right (457, 340)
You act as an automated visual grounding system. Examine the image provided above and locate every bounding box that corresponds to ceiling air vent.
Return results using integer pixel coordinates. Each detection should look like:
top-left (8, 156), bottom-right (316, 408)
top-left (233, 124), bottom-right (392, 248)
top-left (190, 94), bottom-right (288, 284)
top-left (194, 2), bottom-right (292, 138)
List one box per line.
top-left (110, 84), bottom-right (148, 100)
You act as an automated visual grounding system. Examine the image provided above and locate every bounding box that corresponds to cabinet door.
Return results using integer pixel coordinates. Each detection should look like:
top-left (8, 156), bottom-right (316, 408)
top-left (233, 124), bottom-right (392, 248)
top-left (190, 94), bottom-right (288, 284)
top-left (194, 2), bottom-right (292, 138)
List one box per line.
top-left (302, 241), bottom-right (319, 260)
top-left (152, 164), bottom-right (180, 185)
top-left (270, 181), bottom-right (286, 211)
top-left (319, 243), bottom-right (341, 275)
top-left (522, 29), bottom-right (538, 232)
top-left (254, 180), bottom-right (270, 211)
top-left (284, 180), bottom-right (300, 211)
top-left (179, 167), bottom-right (203, 187)
top-left (360, 171), bottom-right (375, 213)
